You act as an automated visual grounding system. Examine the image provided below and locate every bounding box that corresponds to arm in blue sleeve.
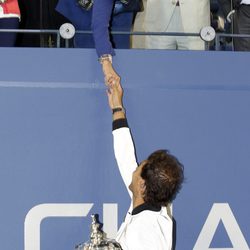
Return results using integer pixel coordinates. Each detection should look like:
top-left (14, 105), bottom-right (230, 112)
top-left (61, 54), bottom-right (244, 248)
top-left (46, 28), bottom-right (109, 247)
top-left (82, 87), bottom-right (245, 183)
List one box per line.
top-left (92, 0), bottom-right (115, 57)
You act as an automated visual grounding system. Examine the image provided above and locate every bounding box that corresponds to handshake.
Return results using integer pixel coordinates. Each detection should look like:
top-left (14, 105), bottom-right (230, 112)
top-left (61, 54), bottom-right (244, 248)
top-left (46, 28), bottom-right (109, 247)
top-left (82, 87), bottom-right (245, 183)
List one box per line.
top-left (106, 77), bottom-right (125, 120)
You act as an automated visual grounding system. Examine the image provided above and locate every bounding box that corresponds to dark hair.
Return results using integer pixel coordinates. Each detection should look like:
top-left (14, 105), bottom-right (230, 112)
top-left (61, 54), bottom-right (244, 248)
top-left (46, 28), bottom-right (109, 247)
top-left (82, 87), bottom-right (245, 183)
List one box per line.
top-left (140, 150), bottom-right (184, 207)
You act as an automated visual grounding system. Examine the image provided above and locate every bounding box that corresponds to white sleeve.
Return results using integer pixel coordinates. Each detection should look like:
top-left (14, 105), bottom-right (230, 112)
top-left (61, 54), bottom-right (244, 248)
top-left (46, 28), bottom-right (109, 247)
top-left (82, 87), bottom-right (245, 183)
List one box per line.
top-left (112, 127), bottom-right (138, 196)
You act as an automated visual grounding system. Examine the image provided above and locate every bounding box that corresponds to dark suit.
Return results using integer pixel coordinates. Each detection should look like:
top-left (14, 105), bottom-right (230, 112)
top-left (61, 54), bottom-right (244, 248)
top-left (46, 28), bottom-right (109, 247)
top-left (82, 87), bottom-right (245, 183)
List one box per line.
top-left (17, 0), bottom-right (69, 47)
top-left (219, 0), bottom-right (250, 51)
top-left (56, 0), bottom-right (134, 56)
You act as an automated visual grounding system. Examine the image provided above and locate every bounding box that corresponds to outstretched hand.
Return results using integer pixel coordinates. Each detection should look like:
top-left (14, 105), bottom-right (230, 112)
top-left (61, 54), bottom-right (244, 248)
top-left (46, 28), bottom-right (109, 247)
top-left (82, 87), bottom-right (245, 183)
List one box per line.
top-left (102, 60), bottom-right (120, 86)
top-left (106, 80), bottom-right (123, 110)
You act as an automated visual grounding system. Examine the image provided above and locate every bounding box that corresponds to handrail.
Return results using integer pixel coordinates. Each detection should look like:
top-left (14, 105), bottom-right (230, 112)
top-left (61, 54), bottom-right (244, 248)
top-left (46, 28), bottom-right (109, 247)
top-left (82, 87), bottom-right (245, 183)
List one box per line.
top-left (215, 33), bottom-right (250, 51)
top-left (1, 28), bottom-right (250, 50)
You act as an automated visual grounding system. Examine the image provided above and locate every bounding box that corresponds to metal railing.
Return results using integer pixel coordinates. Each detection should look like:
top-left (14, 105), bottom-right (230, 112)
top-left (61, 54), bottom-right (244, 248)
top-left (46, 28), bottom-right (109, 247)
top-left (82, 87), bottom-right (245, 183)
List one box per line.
top-left (215, 33), bottom-right (250, 51)
top-left (1, 28), bottom-right (250, 50)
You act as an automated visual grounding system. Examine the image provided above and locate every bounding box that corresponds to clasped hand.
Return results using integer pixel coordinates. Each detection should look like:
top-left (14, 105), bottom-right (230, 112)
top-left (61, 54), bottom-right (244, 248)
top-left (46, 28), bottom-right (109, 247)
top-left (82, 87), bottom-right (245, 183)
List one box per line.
top-left (102, 60), bottom-right (120, 86)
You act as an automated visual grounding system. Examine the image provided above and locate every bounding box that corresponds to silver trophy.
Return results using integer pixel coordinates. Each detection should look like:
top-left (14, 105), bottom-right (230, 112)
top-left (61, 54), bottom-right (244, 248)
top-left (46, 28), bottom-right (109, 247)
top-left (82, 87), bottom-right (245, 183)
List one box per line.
top-left (75, 214), bottom-right (122, 250)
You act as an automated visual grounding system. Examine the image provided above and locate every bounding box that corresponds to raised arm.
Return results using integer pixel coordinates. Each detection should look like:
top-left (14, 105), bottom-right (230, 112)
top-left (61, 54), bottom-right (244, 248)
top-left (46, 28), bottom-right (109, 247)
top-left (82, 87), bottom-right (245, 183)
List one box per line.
top-left (107, 82), bottom-right (138, 194)
top-left (92, 0), bottom-right (115, 58)
top-left (92, 0), bottom-right (120, 85)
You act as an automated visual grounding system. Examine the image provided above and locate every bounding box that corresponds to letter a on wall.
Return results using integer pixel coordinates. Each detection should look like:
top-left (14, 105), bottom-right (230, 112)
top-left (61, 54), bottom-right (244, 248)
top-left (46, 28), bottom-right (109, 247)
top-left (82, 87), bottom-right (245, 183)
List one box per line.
top-left (193, 203), bottom-right (249, 250)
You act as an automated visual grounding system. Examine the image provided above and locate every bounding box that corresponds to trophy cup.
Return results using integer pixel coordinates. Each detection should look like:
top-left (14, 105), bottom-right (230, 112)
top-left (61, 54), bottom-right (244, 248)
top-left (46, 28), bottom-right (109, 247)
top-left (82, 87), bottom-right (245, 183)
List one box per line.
top-left (75, 214), bottom-right (122, 250)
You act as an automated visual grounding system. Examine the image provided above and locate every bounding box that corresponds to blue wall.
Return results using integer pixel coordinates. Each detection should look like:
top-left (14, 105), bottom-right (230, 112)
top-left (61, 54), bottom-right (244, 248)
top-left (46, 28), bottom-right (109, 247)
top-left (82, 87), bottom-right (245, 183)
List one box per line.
top-left (0, 48), bottom-right (249, 250)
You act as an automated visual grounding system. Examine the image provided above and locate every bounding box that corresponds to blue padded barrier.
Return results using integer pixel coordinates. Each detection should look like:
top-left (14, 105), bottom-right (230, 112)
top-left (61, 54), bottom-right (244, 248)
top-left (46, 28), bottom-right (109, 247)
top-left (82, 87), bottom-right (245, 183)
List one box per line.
top-left (0, 48), bottom-right (249, 250)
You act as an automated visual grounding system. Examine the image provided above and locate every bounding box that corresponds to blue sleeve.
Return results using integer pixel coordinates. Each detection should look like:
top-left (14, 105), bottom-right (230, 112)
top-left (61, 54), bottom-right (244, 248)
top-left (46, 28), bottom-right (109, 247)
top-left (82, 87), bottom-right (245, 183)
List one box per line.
top-left (91, 0), bottom-right (115, 57)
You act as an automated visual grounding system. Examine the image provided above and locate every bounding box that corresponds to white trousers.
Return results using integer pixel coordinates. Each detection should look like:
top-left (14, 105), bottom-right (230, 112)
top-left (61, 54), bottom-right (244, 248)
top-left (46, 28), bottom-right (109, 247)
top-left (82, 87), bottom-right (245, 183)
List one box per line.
top-left (132, 4), bottom-right (206, 50)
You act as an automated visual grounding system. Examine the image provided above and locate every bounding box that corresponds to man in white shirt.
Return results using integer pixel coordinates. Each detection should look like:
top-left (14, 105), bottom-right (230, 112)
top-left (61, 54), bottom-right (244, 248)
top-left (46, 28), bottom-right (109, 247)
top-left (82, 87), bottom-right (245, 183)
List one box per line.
top-left (106, 81), bottom-right (184, 250)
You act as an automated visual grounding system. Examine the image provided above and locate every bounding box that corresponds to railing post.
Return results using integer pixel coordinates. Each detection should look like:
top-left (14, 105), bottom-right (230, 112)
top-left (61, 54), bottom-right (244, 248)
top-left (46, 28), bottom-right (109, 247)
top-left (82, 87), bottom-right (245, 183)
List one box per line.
top-left (215, 34), bottom-right (220, 51)
top-left (56, 32), bottom-right (61, 48)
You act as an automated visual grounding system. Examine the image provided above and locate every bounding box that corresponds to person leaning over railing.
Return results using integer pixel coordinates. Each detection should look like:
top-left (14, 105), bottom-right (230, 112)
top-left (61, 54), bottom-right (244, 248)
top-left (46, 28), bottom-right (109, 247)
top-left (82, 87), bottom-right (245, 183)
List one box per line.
top-left (92, 0), bottom-right (120, 85)
top-left (0, 0), bottom-right (20, 47)
top-left (56, 0), bottom-right (139, 85)
top-left (218, 0), bottom-right (250, 51)
top-left (93, 0), bottom-right (142, 84)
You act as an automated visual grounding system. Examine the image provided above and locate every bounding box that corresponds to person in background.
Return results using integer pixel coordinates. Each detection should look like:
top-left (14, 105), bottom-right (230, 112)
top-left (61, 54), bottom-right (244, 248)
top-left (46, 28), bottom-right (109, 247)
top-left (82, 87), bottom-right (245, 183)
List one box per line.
top-left (0, 0), bottom-right (20, 47)
top-left (16, 0), bottom-right (40, 47)
top-left (133, 0), bottom-right (210, 50)
top-left (106, 80), bottom-right (184, 250)
top-left (218, 0), bottom-right (250, 51)
top-left (131, 0), bottom-right (146, 48)
top-left (17, 0), bottom-right (69, 47)
top-left (92, 0), bottom-right (121, 85)
top-left (56, 0), bottom-right (136, 84)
